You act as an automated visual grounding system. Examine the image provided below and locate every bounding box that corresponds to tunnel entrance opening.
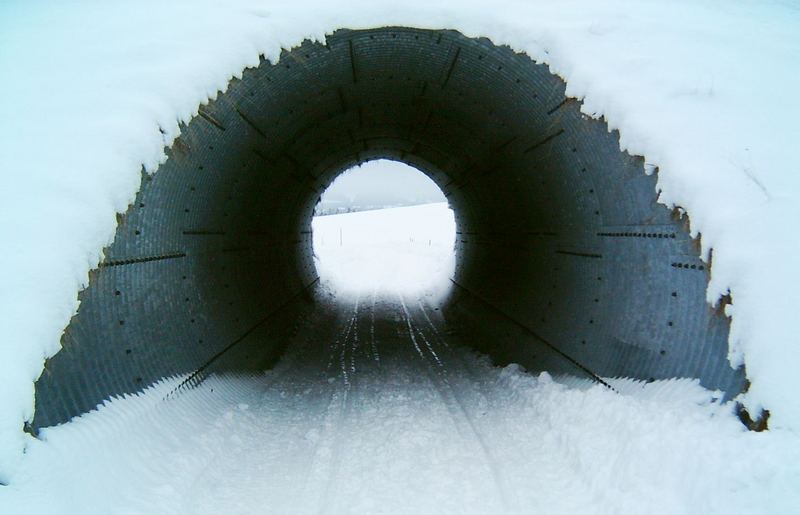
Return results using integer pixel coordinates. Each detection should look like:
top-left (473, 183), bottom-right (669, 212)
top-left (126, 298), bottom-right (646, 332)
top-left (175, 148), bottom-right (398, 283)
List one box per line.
top-left (32, 26), bottom-right (746, 431)
top-left (312, 159), bottom-right (455, 296)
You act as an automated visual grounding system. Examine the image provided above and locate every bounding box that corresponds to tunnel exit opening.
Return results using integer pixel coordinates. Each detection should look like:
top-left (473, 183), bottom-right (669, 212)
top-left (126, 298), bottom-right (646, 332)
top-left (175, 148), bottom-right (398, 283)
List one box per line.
top-left (311, 159), bottom-right (455, 296)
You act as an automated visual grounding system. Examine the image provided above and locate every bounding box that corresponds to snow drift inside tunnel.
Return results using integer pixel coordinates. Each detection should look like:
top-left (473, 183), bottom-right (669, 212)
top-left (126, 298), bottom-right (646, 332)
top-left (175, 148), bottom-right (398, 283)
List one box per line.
top-left (31, 27), bottom-right (746, 431)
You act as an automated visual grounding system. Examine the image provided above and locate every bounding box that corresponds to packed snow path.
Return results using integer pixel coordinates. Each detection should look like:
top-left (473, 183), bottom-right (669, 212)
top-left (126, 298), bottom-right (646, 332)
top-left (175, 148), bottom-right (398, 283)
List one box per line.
top-left (175, 293), bottom-right (516, 514)
top-left (3, 290), bottom-right (799, 514)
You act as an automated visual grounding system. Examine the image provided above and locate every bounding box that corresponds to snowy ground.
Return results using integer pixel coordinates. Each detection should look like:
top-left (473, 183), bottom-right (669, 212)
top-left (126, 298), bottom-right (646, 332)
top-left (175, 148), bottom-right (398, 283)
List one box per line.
top-left (3, 294), bottom-right (798, 515)
top-left (2, 0), bottom-right (800, 478)
top-left (1, 205), bottom-right (798, 514)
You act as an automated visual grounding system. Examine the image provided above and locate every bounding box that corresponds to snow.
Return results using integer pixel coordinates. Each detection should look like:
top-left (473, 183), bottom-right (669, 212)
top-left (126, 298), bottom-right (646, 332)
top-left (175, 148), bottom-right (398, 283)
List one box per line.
top-left (312, 202), bottom-right (455, 296)
top-left (1, 267), bottom-right (798, 513)
top-left (1, 0), bottom-right (800, 485)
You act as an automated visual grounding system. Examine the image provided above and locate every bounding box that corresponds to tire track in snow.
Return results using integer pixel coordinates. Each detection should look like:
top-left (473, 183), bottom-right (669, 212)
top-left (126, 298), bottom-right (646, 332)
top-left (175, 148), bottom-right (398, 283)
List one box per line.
top-left (286, 297), bottom-right (359, 512)
top-left (178, 301), bottom-right (357, 514)
top-left (369, 288), bottom-right (380, 364)
top-left (306, 295), bottom-right (365, 515)
top-left (412, 299), bottom-right (602, 512)
top-left (398, 294), bottom-right (511, 512)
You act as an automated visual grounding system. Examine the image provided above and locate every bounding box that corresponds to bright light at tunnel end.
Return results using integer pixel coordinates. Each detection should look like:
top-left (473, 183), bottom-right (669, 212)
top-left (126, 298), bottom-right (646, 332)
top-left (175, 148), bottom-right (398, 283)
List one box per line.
top-left (312, 160), bottom-right (456, 297)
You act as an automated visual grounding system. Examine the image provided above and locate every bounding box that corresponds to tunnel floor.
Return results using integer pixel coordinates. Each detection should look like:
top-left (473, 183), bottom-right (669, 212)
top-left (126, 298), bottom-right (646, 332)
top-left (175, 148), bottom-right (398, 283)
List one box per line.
top-left (179, 292), bottom-right (519, 513)
top-left (6, 288), bottom-right (796, 514)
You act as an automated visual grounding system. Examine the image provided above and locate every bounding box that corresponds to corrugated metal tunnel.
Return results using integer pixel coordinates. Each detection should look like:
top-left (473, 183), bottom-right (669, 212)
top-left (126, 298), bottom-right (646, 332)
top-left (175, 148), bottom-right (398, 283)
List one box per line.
top-left (32, 27), bottom-right (746, 430)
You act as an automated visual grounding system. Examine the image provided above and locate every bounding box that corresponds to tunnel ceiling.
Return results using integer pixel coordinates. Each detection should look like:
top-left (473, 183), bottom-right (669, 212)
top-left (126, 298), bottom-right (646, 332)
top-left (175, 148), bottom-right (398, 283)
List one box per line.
top-left (33, 27), bottom-right (745, 429)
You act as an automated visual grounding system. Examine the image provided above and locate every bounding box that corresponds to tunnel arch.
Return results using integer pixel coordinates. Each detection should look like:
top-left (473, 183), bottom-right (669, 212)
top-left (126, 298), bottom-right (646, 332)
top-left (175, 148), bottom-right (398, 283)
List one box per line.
top-left (33, 26), bottom-right (745, 429)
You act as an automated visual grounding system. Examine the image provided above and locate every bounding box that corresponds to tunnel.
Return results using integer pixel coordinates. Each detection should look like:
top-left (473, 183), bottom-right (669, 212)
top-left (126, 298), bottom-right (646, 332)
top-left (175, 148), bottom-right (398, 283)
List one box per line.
top-left (32, 26), bottom-right (746, 430)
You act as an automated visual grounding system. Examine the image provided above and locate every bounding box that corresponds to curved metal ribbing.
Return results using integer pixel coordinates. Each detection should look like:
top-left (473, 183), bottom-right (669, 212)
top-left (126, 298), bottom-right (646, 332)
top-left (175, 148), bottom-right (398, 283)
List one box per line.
top-left (33, 27), bottom-right (745, 429)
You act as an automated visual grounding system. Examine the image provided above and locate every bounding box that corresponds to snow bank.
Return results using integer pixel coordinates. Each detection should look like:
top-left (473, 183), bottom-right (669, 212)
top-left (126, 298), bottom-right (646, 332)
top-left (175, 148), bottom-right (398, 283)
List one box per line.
top-left (1, 0), bottom-right (799, 479)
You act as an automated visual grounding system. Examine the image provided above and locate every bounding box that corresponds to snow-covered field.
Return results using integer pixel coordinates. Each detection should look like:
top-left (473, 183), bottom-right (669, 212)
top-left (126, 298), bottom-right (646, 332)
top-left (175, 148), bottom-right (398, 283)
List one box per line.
top-left (312, 202), bottom-right (455, 295)
top-left (1, 205), bottom-right (798, 515)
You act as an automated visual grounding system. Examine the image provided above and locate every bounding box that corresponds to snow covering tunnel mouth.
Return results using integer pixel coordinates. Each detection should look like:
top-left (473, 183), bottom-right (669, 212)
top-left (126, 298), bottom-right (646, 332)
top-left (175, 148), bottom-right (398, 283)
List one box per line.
top-left (32, 27), bottom-right (746, 430)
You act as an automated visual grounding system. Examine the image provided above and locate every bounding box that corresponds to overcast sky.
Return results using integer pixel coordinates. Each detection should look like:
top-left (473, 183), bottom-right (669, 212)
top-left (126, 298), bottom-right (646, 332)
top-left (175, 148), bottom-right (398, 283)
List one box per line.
top-left (320, 159), bottom-right (445, 206)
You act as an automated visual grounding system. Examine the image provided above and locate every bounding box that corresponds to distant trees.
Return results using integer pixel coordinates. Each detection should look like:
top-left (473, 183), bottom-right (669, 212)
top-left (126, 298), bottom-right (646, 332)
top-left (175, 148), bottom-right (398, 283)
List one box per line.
top-left (314, 202), bottom-right (427, 217)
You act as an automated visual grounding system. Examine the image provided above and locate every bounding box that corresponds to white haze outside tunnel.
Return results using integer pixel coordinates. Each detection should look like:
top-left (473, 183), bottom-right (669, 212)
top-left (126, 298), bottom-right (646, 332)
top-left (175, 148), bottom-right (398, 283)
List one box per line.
top-left (2, 204), bottom-right (799, 515)
top-left (314, 160), bottom-right (447, 216)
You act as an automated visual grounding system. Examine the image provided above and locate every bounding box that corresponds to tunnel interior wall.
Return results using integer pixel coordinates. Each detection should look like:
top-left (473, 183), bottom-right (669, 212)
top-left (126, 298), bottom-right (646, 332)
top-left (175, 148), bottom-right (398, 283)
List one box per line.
top-left (33, 27), bottom-right (745, 429)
